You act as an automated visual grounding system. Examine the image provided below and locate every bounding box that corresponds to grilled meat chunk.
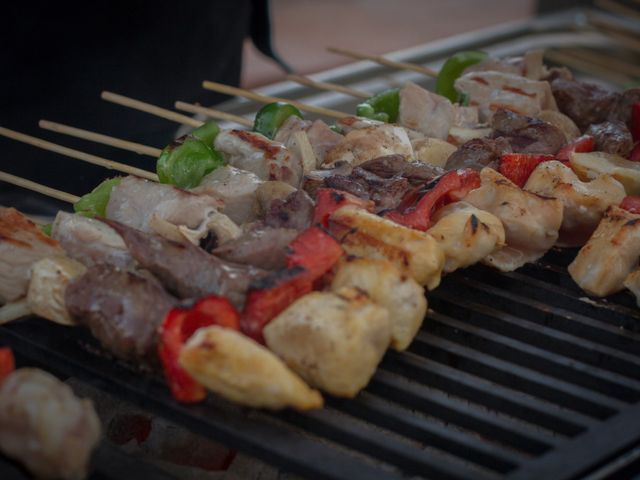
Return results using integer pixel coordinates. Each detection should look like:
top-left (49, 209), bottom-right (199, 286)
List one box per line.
top-left (551, 78), bottom-right (620, 131)
top-left (623, 269), bottom-right (640, 307)
top-left (359, 155), bottom-right (443, 185)
top-left (105, 220), bottom-right (264, 308)
top-left (305, 120), bottom-right (344, 166)
top-left (445, 137), bottom-right (511, 171)
top-left (491, 108), bottom-right (565, 155)
top-left (608, 88), bottom-right (640, 127)
top-left (569, 206), bottom-right (640, 297)
top-left (264, 190), bottom-right (315, 231)
top-left (398, 82), bottom-right (455, 139)
top-left (0, 368), bottom-right (101, 480)
top-left (273, 115), bottom-right (312, 144)
top-left (0, 207), bottom-right (63, 303)
top-left (52, 212), bottom-right (133, 268)
top-left (585, 121), bottom-right (634, 157)
top-left (213, 227), bottom-right (298, 270)
top-left (464, 50), bottom-right (547, 80)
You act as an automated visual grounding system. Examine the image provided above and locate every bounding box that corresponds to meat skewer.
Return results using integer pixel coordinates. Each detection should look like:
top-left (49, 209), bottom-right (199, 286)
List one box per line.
top-left (0, 170), bottom-right (79, 203)
top-left (285, 74), bottom-right (372, 99)
top-left (327, 46), bottom-right (438, 78)
top-left (101, 91), bottom-right (203, 128)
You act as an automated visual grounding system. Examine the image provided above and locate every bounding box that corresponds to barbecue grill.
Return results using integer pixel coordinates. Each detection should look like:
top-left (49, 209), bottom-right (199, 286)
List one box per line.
top-left (2, 5), bottom-right (640, 480)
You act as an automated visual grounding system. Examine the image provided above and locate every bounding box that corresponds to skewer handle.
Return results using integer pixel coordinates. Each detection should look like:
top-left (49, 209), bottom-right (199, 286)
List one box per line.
top-left (286, 74), bottom-right (372, 99)
top-left (327, 46), bottom-right (438, 78)
top-left (0, 170), bottom-right (80, 203)
top-left (174, 102), bottom-right (253, 128)
top-left (101, 91), bottom-right (203, 128)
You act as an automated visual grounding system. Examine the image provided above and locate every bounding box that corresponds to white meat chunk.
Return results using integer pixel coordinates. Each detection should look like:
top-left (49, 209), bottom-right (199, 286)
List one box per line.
top-left (0, 207), bottom-right (63, 303)
top-left (264, 288), bottom-right (391, 397)
top-left (335, 116), bottom-right (385, 134)
top-left (179, 326), bottom-right (323, 410)
top-left (193, 165), bottom-right (263, 225)
top-left (305, 120), bottom-right (344, 166)
top-left (524, 161), bottom-right (626, 246)
top-left (324, 124), bottom-right (413, 167)
top-left (0, 368), bottom-right (101, 480)
top-left (429, 202), bottom-right (506, 273)
top-left (464, 50), bottom-right (547, 80)
top-left (215, 129), bottom-right (303, 187)
top-left (464, 168), bottom-right (563, 271)
top-left (52, 212), bottom-right (133, 268)
top-left (569, 206), bottom-right (640, 297)
top-left (624, 269), bottom-right (640, 307)
top-left (331, 257), bottom-right (427, 351)
top-left (455, 71), bottom-right (557, 122)
top-left (398, 82), bottom-right (455, 140)
top-left (273, 115), bottom-right (312, 144)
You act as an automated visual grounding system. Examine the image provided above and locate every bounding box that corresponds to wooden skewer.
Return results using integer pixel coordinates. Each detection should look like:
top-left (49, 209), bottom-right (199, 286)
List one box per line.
top-left (0, 170), bottom-right (79, 203)
top-left (201, 80), bottom-right (350, 119)
top-left (562, 48), bottom-right (640, 78)
top-left (39, 120), bottom-right (162, 157)
top-left (0, 127), bottom-right (158, 181)
top-left (286, 74), bottom-right (372, 99)
top-left (595, 0), bottom-right (640, 21)
top-left (544, 50), bottom-right (632, 85)
top-left (327, 46), bottom-right (438, 78)
top-left (174, 101), bottom-right (253, 127)
top-left (101, 91), bottom-right (203, 128)
top-left (589, 16), bottom-right (640, 53)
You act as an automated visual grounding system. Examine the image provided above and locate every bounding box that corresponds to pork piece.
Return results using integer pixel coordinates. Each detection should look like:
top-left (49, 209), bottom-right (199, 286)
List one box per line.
top-left (193, 165), bottom-right (263, 225)
top-left (213, 227), bottom-right (298, 270)
top-left (331, 258), bottom-right (426, 351)
top-left (464, 50), bottom-right (547, 80)
top-left (215, 129), bottom-right (303, 187)
top-left (525, 161), bottom-right (626, 246)
top-left (273, 115), bottom-right (312, 144)
top-left (445, 137), bottom-right (511, 171)
top-left (608, 88), bottom-right (640, 127)
top-left (66, 263), bottom-right (177, 360)
top-left (491, 108), bottom-right (565, 155)
top-left (0, 369), bottom-right (101, 480)
top-left (551, 78), bottom-right (620, 131)
top-left (0, 207), bottom-right (63, 303)
top-left (569, 206), bottom-right (640, 297)
top-left (585, 121), bottom-right (634, 157)
top-left (306, 120), bottom-right (344, 166)
top-left (324, 124), bottom-right (413, 167)
top-left (105, 220), bottom-right (265, 308)
top-left (429, 201), bottom-right (506, 273)
top-left (323, 167), bottom-right (411, 211)
top-left (264, 288), bottom-right (391, 397)
top-left (623, 269), bottom-right (640, 307)
top-left (264, 190), bottom-right (315, 231)
top-left (398, 82), bottom-right (455, 139)
top-left (464, 168), bottom-right (563, 271)
top-left (455, 71), bottom-right (557, 122)
top-left (358, 155), bottom-right (444, 185)
top-left (52, 211), bottom-right (133, 268)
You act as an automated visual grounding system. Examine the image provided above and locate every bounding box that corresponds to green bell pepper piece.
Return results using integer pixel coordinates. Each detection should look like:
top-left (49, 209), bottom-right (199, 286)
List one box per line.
top-left (40, 223), bottom-right (53, 236)
top-left (356, 88), bottom-right (400, 123)
top-left (156, 135), bottom-right (224, 189)
top-left (191, 121), bottom-right (220, 147)
top-left (253, 102), bottom-right (303, 139)
top-left (436, 50), bottom-right (488, 103)
top-left (73, 177), bottom-right (122, 218)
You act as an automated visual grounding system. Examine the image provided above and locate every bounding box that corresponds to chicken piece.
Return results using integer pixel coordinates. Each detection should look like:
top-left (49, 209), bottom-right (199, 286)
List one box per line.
top-left (0, 368), bottom-right (101, 480)
top-left (569, 206), bottom-right (640, 297)
top-left (27, 256), bottom-right (86, 326)
top-left (52, 212), bottom-right (133, 269)
top-left (398, 82), bottom-right (455, 139)
top-left (305, 119), bottom-right (344, 166)
top-left (536, 110), bottom-right (580, 142)
top-left (213, 227), bottom-right (298, 270)
top-left (464, 50), bottom-right (547, 80)
top-left (330, 205), bottom-right (444, 289)
top-left (411, 137), bottom-right (457, 167)
top-left (273, 115), bottom-right (312, 144)
top-left (264, 288), bottom-right (391, 397)
top-left (464, 168), bottom-right (563, 271)
top-left (447, 127), bottom-right (492, 146)
top-left (570, 151), bottom-right (640, 196)
top-left (0, 207), bottom-right (63, 303)
top-left (335, 116), bottom-right (384, 134)
top-left (455, 71), bottom-right (557, 122)
top-left (429, 202), bottom-right (506, 273)
top-left (623, 269), bottom-right (640, 307)
top-left (324, 124), bottom-right (413, 167)
top-left (453, 105), bottom-right (480, 128)
top-left (331, 258), bottom-right (426, 351)
top-left (264, 190), bottom-right (315, 231)
top-left (215, 130), bottom-right (303, 187)
top-left (524, 161), bottom-right (626, 246)
top-left (193, 165), bottom-right (263, 225)
top-left (179, 325), bottom-right (322, 410)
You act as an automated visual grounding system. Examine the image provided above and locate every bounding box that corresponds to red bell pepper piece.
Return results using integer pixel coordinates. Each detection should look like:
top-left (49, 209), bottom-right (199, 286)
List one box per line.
top-left (631, 103), bottom-right (640, 142)
top-left (384, 169), bottom-right (480, 231)
top-left (630, 143), bottom-right (640, 162)
top-left (287, 226), bottom-right (344, 277)
top-left (556, 135), bottom-right (595, 162)
top-left (313, 188), bottom-right (375, 228)
top-left (0, 348), bottom-right (15, 383)
top-left (498, 153), bottom-right (555, 188)
top-left (158, 295), bottom-right (240, 403)
top-left (620, 196), bottom-right (640, 214)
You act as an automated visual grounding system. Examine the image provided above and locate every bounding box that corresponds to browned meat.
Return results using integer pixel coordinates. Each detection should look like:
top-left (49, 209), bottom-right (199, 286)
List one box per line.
top-left (213, 228), bottom-right (298, 270)
top-left (264, 190), bottom-right (315, 231)
top-left (445, 137), bottom-right (511, 171)
top-left (551, 78), bottom-right (620, 131)
top-left (0, 207), bottom-right (63, 303)
top-left (543, 66), bottom-right (574, 82)
top-left (585, 121), bottom-right (634, 157)
top-left (608, 88), bottom-right (640, 127)
top-left (66, 264), bottom-right (177, 361)
top-left (491, 108), bottom-right (565, 155)
top-left (104, 220), bottom-right (264, 308)
top-left (358, 155), bottom-right (443, 185)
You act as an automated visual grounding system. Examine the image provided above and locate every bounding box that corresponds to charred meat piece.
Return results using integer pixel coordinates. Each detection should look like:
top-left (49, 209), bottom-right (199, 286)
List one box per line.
top-left (0, 368), bottom-right (101, 480)
top-left (66, 264), bottom-right (177, 361)
top-left (585, 121), bottom-right (634, 157)
top-left (358, 155), bottom-right (443, 185)
top-left (551, 78), bottom-right (620, 131)
top-left (105, 220), bottom-right (265, 308)
top-left (0, 207), bottom-right (63, 303)
top-left (608, 88), bottom-right (640, 127)
top-left (264, 190), bottom-right (315, 231)
top-left (491, 108), bottom-right (565, 155)
top-left (445, 137), bottom-right (511, 171)
top-left (213, 227), bottom-right (299, 270)
top-left (52, 212), bottom-right (133, 269)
